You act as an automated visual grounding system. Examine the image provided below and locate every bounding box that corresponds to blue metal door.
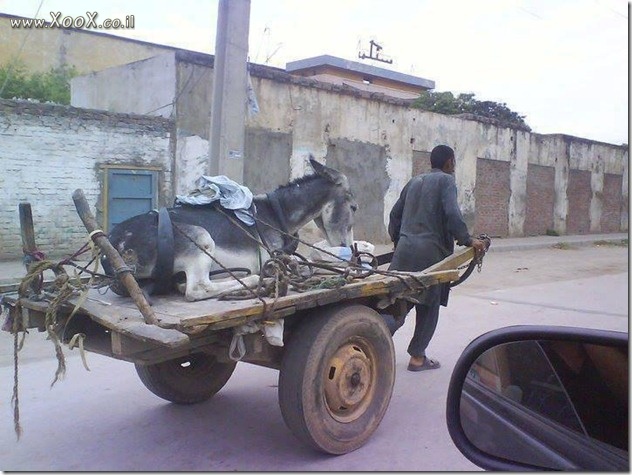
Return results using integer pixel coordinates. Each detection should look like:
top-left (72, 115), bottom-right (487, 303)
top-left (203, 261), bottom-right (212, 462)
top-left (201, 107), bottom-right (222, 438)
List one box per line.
top-left (107, 169), bottom-right (158, 231)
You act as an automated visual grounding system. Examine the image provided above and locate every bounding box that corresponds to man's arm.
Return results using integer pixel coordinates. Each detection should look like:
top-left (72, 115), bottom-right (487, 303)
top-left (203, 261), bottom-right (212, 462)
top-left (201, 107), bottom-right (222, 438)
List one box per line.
top-left (440, 177), bottom-right (472, 245)
top-left (388, 181), bottom-right (409, 246)
top-left (440, 178), bottom-right (487, 252)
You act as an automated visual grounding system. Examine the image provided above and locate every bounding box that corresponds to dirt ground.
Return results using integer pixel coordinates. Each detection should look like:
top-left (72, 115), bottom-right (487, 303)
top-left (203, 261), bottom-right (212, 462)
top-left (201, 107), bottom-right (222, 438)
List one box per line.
top-left (459, 243), bottom-right (628, 293)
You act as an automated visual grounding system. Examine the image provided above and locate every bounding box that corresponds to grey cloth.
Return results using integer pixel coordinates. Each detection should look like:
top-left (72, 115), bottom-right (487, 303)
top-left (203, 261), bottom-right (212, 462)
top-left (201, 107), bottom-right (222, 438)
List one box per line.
top-left (386, 168), bottom-right (473, 358)
top-left (175, 175), bottom-right (255, 226)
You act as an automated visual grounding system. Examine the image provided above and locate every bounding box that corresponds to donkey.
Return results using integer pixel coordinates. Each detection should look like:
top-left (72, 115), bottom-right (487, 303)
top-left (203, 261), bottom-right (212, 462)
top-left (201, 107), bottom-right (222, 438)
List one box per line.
top-left (104, 157), bottom-right (358, 301)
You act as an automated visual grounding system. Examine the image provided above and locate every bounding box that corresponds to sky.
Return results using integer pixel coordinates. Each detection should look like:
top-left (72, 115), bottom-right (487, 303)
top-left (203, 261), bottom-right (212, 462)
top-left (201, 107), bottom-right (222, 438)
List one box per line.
top-left (0, 0), bottom-right (628, 145)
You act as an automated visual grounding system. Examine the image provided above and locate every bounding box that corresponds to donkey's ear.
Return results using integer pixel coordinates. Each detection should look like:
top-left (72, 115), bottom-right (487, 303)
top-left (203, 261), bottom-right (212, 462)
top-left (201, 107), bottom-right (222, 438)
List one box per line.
top-left (309, 155), bottom-right (345, 185)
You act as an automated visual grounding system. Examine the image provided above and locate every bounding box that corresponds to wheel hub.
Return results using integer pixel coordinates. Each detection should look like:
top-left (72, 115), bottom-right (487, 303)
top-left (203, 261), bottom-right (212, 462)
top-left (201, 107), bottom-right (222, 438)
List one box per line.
top-left (324, 342), bottom-right (375, 422)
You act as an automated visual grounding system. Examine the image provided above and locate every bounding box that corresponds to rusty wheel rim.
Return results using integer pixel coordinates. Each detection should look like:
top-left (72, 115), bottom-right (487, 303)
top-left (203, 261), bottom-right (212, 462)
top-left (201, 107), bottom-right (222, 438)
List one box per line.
top-left (323, 339), bottom-right (376, 423)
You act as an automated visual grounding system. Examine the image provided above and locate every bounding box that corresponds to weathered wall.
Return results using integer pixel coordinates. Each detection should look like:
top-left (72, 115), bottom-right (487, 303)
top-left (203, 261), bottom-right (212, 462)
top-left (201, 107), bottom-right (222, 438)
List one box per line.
top-left (70, 52), bottom-right (629, 248)
top-left (0, 99), bottom-right (173, 259)
top-left (244, 129), bottom-right (292, 193)
top-left (412, 150), bottom-right (432, 176)
top-left (174, 55), bottom-right (214, 139)
top-left (246, 70), bottom-right (628, 242)
top-left (325, 139), bottom-right (390, 244)
top-left (0, 13), bottom-right (177, 73)
top-left (71, 53), bottom-right (177, 118)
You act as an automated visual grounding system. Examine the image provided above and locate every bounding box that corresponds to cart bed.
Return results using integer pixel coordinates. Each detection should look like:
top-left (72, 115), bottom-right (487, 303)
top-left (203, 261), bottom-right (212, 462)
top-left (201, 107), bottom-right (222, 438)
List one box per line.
top-left (2, 247), bottom-right (474, 360)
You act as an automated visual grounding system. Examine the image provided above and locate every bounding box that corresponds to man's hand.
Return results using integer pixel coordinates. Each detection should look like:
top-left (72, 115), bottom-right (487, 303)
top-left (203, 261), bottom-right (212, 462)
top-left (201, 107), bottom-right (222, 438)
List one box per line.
top-left (470, 238), bottom-right (487, 254)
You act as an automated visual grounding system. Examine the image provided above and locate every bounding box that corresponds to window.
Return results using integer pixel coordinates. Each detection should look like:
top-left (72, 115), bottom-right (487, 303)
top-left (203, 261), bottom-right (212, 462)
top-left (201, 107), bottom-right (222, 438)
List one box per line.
top-left (104, 167), bottom-right (159, 232)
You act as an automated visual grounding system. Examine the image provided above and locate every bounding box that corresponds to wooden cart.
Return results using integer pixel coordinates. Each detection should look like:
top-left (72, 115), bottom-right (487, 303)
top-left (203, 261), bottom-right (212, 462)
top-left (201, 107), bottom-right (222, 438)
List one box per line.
top-left (1, 196), bottom-right (488, 455)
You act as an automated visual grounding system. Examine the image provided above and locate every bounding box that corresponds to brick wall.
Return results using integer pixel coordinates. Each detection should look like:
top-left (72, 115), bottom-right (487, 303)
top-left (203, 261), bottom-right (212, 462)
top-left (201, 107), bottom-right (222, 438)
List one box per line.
top-left (524, 164), bottom-right (555, 235)
top-left (412, 150), bottom-right (431, 176)
top-left (0, 99), bottom-right (173, 259)
top-left (601, 173), bottom-right (623, 233)
top-left (474, 158), bottom-right (510, 237)
top-left (566, 169), bottom-right (592, 234)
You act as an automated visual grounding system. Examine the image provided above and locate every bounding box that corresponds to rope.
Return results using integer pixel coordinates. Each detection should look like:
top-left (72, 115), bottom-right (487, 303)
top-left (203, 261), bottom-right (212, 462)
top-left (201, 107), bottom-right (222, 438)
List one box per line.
top-left (9, 240), bottom-right (107, 439)
top-left (215, 206), bottom-right (376, 274)
top-left (205, 205), bottom-right (437, 301)
top-left (68, 333), bottom-right (90, 372)
top-left (11, 309), bottom-right (22, 440)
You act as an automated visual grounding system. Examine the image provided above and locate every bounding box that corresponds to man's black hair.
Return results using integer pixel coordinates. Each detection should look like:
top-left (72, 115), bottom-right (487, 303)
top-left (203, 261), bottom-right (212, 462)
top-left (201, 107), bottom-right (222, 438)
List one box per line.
top-left (430, 145), bottom-right (455, 169)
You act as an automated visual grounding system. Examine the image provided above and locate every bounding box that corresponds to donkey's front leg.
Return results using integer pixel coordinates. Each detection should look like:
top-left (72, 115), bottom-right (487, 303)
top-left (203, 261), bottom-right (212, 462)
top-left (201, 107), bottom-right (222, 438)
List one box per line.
top-left (185, 271), bottom-right (260, 302)
top-left (173, 224), bottom-right (261, 301)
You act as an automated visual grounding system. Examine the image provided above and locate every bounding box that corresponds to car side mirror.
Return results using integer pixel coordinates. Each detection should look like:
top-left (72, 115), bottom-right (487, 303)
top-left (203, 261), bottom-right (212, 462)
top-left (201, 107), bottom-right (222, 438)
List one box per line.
top-left (446, 325), bottom-right (629, 471)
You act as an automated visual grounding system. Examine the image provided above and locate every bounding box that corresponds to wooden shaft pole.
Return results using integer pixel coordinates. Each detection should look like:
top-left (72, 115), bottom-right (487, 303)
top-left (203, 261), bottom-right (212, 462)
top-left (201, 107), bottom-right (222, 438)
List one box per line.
top-left (71, 189), bottom-right (159, 326)
top-left (18, 203), bottom-right (37, 258)
top-left (18, 202), bottom-right (42, 294)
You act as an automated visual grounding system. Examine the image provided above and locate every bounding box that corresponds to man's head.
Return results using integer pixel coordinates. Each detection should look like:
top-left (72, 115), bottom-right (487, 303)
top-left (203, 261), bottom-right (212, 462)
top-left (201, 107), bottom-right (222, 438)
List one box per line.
top-left (430, 145), bottom-right (455, 174)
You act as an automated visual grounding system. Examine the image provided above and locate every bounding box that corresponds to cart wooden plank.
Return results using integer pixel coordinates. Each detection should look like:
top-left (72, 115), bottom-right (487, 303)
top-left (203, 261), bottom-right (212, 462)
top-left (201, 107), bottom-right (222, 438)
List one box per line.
top-left (11, 293), bottom-right (192, 348)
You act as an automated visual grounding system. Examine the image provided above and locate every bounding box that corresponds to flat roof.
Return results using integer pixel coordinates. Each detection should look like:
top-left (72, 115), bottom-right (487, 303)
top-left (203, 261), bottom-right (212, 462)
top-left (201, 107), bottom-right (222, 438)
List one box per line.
top-left (286, 55), bottom-right (435, 90)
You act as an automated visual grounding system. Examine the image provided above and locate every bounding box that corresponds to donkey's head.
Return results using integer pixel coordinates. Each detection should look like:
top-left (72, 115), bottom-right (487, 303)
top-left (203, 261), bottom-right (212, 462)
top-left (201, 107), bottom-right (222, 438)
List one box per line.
top-left (309, 157), bottom-right (358, 247)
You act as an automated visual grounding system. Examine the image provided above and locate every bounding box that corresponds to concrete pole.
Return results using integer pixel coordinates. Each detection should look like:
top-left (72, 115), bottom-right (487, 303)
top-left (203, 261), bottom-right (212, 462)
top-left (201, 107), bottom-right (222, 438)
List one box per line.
top-left (208, 0), bottom-right (251, 181)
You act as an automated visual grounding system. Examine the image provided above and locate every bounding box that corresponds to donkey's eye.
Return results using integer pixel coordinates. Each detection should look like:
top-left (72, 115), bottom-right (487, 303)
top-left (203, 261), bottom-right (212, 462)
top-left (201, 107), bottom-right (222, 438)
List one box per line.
top-left (351, 204), bottom-right (358, 212)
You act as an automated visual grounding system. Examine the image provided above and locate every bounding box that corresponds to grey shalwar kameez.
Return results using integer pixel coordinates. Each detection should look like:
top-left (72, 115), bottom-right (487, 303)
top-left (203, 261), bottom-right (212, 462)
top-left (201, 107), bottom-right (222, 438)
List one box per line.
top-left (387, 168), bottom-right (473, 358)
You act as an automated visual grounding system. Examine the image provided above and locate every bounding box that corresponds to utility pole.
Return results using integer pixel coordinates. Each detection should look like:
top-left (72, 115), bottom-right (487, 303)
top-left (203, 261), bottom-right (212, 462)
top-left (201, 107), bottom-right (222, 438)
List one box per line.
top-left (208, 0), bottom-right (251, 182)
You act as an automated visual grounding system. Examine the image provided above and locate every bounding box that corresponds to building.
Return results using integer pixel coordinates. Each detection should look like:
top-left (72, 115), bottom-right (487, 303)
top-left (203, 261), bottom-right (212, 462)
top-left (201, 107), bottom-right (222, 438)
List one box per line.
top-left (286, 54), bottom-right (434, 100)
top-left (1, 12), bottom-right (435, 103)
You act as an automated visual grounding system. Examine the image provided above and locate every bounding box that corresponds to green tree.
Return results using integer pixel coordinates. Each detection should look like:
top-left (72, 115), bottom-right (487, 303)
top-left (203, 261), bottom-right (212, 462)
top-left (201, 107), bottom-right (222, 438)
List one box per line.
top-left (412, 91), bottom-right (530, 131)
top-left (0, 62), bottom-right (77, 104)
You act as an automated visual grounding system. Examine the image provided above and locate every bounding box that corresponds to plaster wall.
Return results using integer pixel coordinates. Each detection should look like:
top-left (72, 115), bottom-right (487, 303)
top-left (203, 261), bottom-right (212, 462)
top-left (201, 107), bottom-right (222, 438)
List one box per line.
top-left (71, 53), bottom-right (177, 119)
top-left (251, 74), bottom-right (628, 241)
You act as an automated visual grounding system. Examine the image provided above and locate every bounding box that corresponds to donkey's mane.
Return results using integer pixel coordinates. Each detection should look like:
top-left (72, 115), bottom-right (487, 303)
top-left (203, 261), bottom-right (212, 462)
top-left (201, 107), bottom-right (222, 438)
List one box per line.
top-left (274, 173), bottom-right (323, 192)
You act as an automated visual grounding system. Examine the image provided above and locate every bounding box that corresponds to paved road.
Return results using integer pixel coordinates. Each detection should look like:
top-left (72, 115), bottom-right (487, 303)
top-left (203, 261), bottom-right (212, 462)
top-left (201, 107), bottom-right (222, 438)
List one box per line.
top-left (0, 244), bottom-right (627, 471)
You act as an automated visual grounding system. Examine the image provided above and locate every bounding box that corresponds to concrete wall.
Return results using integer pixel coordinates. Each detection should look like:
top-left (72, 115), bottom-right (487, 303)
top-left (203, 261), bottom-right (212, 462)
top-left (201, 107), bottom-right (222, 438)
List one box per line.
top-left (0, 99), bottom-right (173, 259)
top-left (244, 129), bottom-right (292, 193)
top-left (246, 70), bottom-right (628, 242)
top-left (71, 53), bottom-right (177, 118)
top-left (69, 52), bottom-right (629, 247)
top-left (325, 139), bottom-right (390, 244)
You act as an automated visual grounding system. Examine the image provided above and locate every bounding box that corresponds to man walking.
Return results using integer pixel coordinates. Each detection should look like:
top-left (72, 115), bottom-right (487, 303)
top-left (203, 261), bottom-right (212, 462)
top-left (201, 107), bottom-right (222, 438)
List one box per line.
top-left (388, 145), bottom-right (486, 371)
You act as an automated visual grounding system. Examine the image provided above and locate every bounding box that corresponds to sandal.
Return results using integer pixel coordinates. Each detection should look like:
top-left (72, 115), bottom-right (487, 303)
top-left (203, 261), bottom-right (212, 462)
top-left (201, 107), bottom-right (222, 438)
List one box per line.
top-left (407, 357), bottom-right (441, 372)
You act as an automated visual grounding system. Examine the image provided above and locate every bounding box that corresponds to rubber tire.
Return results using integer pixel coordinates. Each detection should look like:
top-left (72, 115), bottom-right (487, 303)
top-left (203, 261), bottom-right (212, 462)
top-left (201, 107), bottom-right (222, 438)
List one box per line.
top-left (278, 304), bottom-right (396, 454)
top-left (135, 353), bottom-right (237, 404)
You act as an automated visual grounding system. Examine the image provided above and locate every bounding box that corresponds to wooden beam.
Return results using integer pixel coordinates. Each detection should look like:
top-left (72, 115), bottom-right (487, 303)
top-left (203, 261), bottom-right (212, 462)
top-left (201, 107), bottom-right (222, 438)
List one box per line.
top-left (19, 202), bottom-right (37, 255)
top-left (72, 189), bottom-right (160, 327)
top-left (424, 246), bottom-right (474, 273)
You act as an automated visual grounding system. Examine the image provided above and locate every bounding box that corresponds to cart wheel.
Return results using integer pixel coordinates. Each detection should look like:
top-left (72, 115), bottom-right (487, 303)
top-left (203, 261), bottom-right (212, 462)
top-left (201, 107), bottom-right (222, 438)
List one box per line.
top-left (278, 304), bottom-right (395, 454)
top-left (135, 353), bottom-right (236, 404)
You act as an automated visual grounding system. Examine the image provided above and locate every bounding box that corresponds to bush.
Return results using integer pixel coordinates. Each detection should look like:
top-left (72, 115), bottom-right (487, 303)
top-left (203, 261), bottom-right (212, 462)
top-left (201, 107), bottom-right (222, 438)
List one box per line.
top-left (0, 61), bottom-right (77, 104)
top-left (412, 91), bottom-right (530, 131)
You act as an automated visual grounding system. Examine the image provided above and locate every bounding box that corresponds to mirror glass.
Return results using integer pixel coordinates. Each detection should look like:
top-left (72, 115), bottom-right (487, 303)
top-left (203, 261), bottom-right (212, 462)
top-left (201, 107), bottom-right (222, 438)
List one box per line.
top-left (460, 339), bottom-right (629, 470)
